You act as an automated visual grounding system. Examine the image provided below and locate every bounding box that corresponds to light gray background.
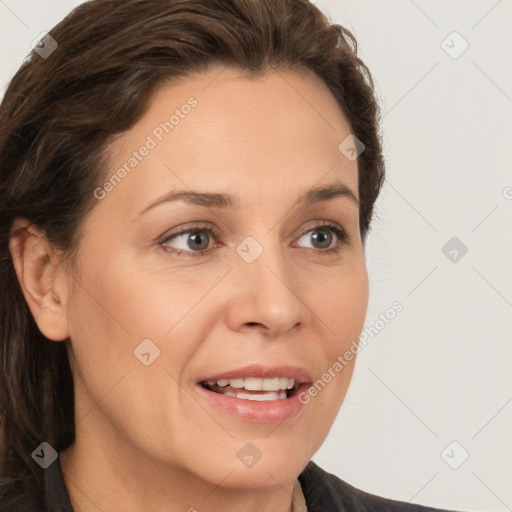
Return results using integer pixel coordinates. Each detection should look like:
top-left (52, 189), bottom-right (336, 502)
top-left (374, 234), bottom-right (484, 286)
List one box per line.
top-left (1, 1), bottom-right (511, 511)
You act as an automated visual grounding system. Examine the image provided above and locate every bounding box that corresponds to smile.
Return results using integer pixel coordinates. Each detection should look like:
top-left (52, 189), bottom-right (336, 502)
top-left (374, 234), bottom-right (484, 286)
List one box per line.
top-left (195, 365), bottom-right (312, 422)
top-left (200, 377), bottom-right (299, 401)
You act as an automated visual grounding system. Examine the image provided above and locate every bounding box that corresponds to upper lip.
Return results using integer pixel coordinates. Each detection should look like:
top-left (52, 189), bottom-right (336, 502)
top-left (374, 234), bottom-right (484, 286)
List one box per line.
top-left (197, 364), bottom-right (312, 384)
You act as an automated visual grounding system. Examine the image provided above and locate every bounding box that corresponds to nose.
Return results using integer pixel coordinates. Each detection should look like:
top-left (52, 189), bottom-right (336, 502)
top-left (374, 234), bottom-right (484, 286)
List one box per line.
top-left (224, 239), bottom-right (309, 338)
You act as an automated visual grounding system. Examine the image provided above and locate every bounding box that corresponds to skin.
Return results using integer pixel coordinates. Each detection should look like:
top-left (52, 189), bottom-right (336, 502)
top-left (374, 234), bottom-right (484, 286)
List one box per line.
top-left (10, 66), bottom-right (369, 512)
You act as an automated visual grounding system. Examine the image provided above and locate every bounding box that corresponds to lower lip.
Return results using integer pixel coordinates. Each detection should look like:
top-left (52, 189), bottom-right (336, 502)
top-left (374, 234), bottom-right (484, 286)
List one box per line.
top-left (195, 383), bottom-right (311, 423)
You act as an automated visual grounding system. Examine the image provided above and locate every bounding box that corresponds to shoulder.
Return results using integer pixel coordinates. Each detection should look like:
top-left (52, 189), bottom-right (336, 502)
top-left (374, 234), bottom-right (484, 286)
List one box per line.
top-left (298, 461), bottom-right (464, 512)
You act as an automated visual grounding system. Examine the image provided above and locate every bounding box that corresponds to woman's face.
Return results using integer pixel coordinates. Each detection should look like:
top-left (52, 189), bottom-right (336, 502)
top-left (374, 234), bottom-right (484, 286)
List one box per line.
top-left (60, 67), bottom-right (368, 487)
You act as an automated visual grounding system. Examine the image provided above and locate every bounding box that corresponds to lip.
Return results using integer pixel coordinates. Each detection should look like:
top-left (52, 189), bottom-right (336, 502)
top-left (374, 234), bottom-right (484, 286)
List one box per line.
top-left (197, 364), bottom-right (312, 384)
top-left (195, 364), bottom-right (313, 423)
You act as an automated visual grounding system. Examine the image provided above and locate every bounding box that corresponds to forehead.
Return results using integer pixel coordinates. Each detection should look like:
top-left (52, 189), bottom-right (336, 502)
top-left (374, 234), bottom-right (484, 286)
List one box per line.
top-left (99, 67), bottom-right (358, 216)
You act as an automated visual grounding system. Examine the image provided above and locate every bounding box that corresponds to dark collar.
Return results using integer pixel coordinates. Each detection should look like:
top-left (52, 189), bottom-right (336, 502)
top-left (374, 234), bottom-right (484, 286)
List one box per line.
top-left (43, 457), bottom-right (74, 511)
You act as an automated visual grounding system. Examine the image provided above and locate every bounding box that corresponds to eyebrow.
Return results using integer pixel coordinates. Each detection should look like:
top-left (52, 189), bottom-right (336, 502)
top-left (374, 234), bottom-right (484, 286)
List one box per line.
top-left (139, 180), bottom-right (359, 216)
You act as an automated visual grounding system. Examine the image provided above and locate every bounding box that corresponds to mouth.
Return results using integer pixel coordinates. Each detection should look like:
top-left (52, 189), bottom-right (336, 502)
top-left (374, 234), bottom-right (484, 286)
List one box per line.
top-left (199, 376), bottom-right (301, 401)
top-left (195, 365), bottom-right (313, 422)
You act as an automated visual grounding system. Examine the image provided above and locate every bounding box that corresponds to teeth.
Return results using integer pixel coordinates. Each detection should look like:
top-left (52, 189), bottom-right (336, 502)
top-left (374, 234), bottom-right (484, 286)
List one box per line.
top-left (245, 377), bottom-right (262, 391)
top-left (262, 377), bottom-right (280, 391)
top-left (234, 390), bottom-right (287, 401)
top-left (218, 389), bottom-right (287, 400)
top-left (229, 378), bottom-right (245, 389)
top-left (211, 377), bottom-right (296, 391)
top-left (204, 377), bottom-right (297, 392)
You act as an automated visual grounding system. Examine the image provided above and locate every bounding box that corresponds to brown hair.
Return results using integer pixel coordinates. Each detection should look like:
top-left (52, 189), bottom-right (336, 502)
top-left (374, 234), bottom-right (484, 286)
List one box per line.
top-left (0, 0), bottom-right (385, 498)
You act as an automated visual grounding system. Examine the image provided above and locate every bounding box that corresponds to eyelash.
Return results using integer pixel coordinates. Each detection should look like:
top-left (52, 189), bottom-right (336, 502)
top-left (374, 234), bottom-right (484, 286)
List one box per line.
top-left (158, 221), bottom-right (349, 258)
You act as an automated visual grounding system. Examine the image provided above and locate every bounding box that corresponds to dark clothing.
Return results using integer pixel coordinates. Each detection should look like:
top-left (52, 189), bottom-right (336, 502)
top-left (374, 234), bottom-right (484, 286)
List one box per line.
top-left (0, 457), bottom-right (461, 511)
top-left (298, 462), bottom-right (460, 512)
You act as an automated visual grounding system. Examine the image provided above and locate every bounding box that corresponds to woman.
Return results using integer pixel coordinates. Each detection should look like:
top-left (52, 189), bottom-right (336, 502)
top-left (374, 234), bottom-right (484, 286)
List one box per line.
top-left (0, 0), bottom-right (463, 510)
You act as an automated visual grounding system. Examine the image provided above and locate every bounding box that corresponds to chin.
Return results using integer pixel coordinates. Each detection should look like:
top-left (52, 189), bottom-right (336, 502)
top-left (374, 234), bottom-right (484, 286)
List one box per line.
top-left (207, 439), bottom-right (313, 488)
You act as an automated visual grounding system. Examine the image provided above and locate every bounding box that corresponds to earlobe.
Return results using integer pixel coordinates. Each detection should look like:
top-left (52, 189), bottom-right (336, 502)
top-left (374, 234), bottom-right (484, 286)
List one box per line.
top-left (9, 217), bottom-right (70, 342)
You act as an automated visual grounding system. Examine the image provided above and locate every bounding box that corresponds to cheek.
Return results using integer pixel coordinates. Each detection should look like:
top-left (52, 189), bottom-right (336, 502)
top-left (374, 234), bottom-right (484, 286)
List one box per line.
top-left (321, 260), bottom-right (369, 348)
top-left (308, 261), bottom-right (368, 417)
top-left (65, 258), bottom-right (191, 453)
top-left (64, 251), bottom-right (171, 392)
top-left (65, 249), bottom-right (222, 397)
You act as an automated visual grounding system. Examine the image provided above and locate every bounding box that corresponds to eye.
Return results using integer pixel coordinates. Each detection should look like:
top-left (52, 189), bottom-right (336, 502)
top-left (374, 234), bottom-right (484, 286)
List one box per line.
top-left (295, 222), bottom-right (348, 254)
top-left (159, 221), bottom-right (349, 258)
top-left (159, 223), bottom-right (218, 257)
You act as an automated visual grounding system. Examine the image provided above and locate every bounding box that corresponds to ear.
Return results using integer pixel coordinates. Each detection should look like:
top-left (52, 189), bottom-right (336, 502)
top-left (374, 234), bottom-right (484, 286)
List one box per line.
top-left (9, 217), bottom-right (70, 341)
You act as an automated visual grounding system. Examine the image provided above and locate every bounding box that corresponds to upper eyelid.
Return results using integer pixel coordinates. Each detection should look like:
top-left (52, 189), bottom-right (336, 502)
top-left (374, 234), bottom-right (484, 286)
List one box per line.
top-left (159, 222), bottom-right (218, 243)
